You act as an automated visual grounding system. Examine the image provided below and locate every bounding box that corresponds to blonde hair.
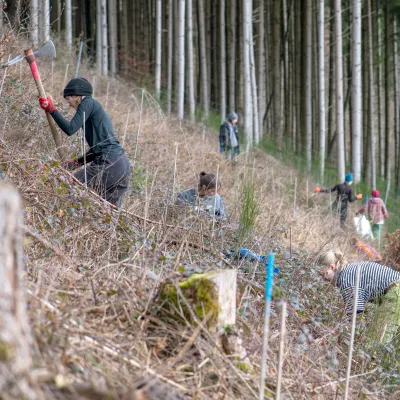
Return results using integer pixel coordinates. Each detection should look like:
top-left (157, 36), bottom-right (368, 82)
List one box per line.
top-left (318, 251), bottom-right (346, 272)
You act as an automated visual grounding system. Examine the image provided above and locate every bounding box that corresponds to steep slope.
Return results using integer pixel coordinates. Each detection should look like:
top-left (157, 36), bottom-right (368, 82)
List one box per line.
top-left (0, 49), bottom-right (394, 399)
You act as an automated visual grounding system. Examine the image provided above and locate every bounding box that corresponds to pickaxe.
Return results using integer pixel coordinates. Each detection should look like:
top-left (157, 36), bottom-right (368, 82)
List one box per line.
top-left (1, 41), bottom-right (66, 160)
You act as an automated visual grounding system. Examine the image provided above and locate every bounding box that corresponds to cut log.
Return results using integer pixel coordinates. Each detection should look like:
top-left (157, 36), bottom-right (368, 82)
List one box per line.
top-left (0, 184), bottom-right (34, 397)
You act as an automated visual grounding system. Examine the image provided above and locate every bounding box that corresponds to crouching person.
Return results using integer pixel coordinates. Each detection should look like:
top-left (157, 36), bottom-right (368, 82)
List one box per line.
top-left (318, 251), bottom-right (400, 344)
top-left (39, 77), bottom-right (131, 208)
top-left (177, 171), bottom-right (225, 218)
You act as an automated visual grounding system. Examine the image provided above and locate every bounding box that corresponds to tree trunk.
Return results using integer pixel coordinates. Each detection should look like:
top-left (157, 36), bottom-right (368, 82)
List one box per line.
top-left (167, 0), bottom-right (173, 113)
top-left (377, 0), bottom-right (385, 177)
top-left (155, 0), bottom-right (162, 101)
top-left (0, 184), bottom-right (34, 397)
top-left (65, 0), bottom-right (72, 50)
top-left (351, 0), bottom-right (362, 183)
top-left (177, 0), bottom-right (186, 119)
top-left (249, 6), bottom-right (259, 145)
top-left (335, 0), bottom-right (345, 181)
top-left (368, 0), bottom-right (376, 189)
top-left (385, 1), bottom-right (391, 181)
top-left (96, 0), bottom-right (102, 73)
top-left (242, 0), bottom-right (253, 149)
top-left (394, 18), bottom-right (400, 188)
top-left (318, 0), bottom-right (326, 182)
top-left (43, 0), bottom-right (50, 41)
top-left (31, 0), bottom-right (39, 46)
top-left (304, 0), bottom-right (312, 170)
top-left (220, 0), bottom-right (227, 122)
top-left (101, 0), bottom-right (108, 76)
top-left (108, 0), bottom-right (117, 76)
top-left (187, 0), bottom-right (195, 120)
top-left (272, 0), bottom-right (282, 144)
top-left (229, 0), bottom-right (236, 112)
top-left (198, 0), bottom-right (209, 119)
top-left (257, 0), bottom-right (266, 138)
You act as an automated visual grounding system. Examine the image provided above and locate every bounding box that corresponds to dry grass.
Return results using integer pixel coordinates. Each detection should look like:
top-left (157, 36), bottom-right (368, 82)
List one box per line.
top-left (0, 37), bottom-right (394, 399)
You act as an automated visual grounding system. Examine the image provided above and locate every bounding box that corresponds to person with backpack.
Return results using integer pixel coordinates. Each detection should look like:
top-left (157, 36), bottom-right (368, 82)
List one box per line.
top-left (356, 190), bottom-right (389, 239)
top-left (315, 173), bottom-right (362, 227)
top-left (219, 112), bottom-right (240, 162)
top-left (38, 77), bottom-right (131, 208)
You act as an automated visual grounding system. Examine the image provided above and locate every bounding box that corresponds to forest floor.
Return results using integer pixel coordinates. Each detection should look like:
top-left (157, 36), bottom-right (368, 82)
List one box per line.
top-left (0, 42), bottom-right (399, 399)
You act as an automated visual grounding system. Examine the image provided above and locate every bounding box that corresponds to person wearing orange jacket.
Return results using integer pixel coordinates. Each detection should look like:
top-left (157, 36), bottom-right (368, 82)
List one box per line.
top-left (315, 173), bottom-right (362, 227)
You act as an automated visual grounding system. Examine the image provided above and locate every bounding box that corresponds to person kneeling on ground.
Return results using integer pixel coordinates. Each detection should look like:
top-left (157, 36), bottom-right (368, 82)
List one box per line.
top-left (318, 251), bottom-right (400, 344)
top-left (38, 77), bottom-right (131, 208)
top-left (356, 190), bottom-right (388, 239)
top-left (177, 171), bottom-right (225, 218)
top-left (315, 173), bottom-right (362, 228)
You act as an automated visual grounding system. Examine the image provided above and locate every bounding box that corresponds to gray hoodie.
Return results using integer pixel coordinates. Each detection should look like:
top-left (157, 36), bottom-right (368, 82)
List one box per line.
top-left (177, 188), bottom-right (225, 218)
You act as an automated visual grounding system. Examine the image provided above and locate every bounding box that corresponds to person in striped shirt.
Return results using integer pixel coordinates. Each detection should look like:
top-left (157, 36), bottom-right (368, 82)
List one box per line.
top-left (318, 251), bottom-right (400, 343)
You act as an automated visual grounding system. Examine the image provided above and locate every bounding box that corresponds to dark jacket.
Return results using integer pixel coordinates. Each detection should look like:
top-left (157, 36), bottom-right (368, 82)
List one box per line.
top-left (321, 182), bottom-right (356, 210)
top-left (219, 121), bottom-right (239, 149)
top-left (51, 97), bottom-right (124, 165)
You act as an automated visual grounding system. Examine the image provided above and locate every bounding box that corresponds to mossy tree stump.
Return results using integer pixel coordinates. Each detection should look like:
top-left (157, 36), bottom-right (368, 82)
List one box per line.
top-left (0, 184), bottom-right (34, 396)
top-left (161, 270), bottom-right (237, 329)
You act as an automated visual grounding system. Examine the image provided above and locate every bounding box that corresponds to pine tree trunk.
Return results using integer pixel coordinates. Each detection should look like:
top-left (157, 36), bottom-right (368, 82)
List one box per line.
top-left (177, 0), bottom-right (186, 119)
top-left (272, 0), bottom-right (282, 145)
top-left (155, 0), bottom-right (162, 101)
top-left (368, 0), bottom-right (376, 188)
top-left (43, 0), bottom-right (50, 41)
top-left (304, 0), bottom-right (313, 170)
top-left (229, 0), bottom-right (236, 112)
top-left (187, 0), bottom-right (195, 120)
top-left (65, 0), bottom-right (72, 50)
top-left (101, 0), bottom-right (108, 76)
top-left (243, 0), bottom-right (253, 149)
top-left (351, 0), bottom-right (362, 183)
top-left (31, 0), bottom-right (39, 46)
top-left (96, 0), bottom-right (102, 73)
top-left (167, 0), bottom-right (173, 113)
top-left (327, 0), bottom-right (335, 161)
top-left (377, 0), bottom-right (385, 177)
top-left (220, 0), bottom-right (227, 122)
top-left (108, 0), bottom-right (117, 76)
top-left (318, 0), bottom-right (326, 182)
top-left (0, 184), bottom-right (34, 398)
top-left (249, 7), bottom-right (259, 144)
top-left (394, 18), bottom-right (400, 188)
top-left (385, 1), bottom-right (391, 181)
top-left (198, 0), bottom-right (209, 118)
top-left (257, 0), bottom-right (266, 138)
top-left (335, 0), bottom-right (345, 181)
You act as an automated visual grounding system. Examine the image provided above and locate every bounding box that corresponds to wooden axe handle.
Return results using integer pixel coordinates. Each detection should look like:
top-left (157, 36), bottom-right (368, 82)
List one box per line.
top-left (24, 49), bottom-right (66, 160)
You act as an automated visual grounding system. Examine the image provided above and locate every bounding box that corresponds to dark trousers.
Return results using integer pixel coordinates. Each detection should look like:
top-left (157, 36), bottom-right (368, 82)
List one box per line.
top-left (74, 154), bottom-right (131, 207)
top-left (339, 206), bottom-right (348, 227)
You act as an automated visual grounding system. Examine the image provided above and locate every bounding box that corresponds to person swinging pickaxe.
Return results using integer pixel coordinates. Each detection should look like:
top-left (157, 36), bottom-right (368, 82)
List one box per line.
top-left (1, 41), bottom-right (66, 160)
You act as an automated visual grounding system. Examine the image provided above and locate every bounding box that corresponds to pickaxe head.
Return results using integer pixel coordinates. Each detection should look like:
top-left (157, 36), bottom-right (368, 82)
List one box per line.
top-left (1, 41), bottom-right (56, 68)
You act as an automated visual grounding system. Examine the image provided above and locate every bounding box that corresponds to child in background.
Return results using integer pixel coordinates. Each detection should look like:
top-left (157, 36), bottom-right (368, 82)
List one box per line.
top-left (177, 171), bottom-right (225, 218)
top-left (315, 173), bottom-right (362, 227)
top-left (219, 112), bottom-right (240, 162)
top-left (357, 190), bottom-right (389, 239)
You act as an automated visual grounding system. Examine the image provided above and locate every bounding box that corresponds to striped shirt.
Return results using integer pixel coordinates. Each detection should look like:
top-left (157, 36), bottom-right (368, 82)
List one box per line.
top-left (336, 262), bottom-right (400, 315)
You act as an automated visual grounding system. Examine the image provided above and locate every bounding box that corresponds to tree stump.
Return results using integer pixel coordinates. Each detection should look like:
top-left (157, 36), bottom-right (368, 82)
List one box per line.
top-left (0, 184), bottom-right (34, 397)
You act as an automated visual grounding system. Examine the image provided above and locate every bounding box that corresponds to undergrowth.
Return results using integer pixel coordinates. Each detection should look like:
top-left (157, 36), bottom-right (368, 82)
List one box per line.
top-left (0, 36), bottom-right (398, 399)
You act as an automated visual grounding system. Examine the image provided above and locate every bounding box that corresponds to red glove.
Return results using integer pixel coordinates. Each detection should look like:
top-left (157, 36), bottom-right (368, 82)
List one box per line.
top-left (315, 187), bottom-right (321, 193)
top-left (63, 159), bottom-right (79, 171)
top-left (356, 193), bottom-right (363, 200)
top-left (39, 97), bottom-right (56, 114)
